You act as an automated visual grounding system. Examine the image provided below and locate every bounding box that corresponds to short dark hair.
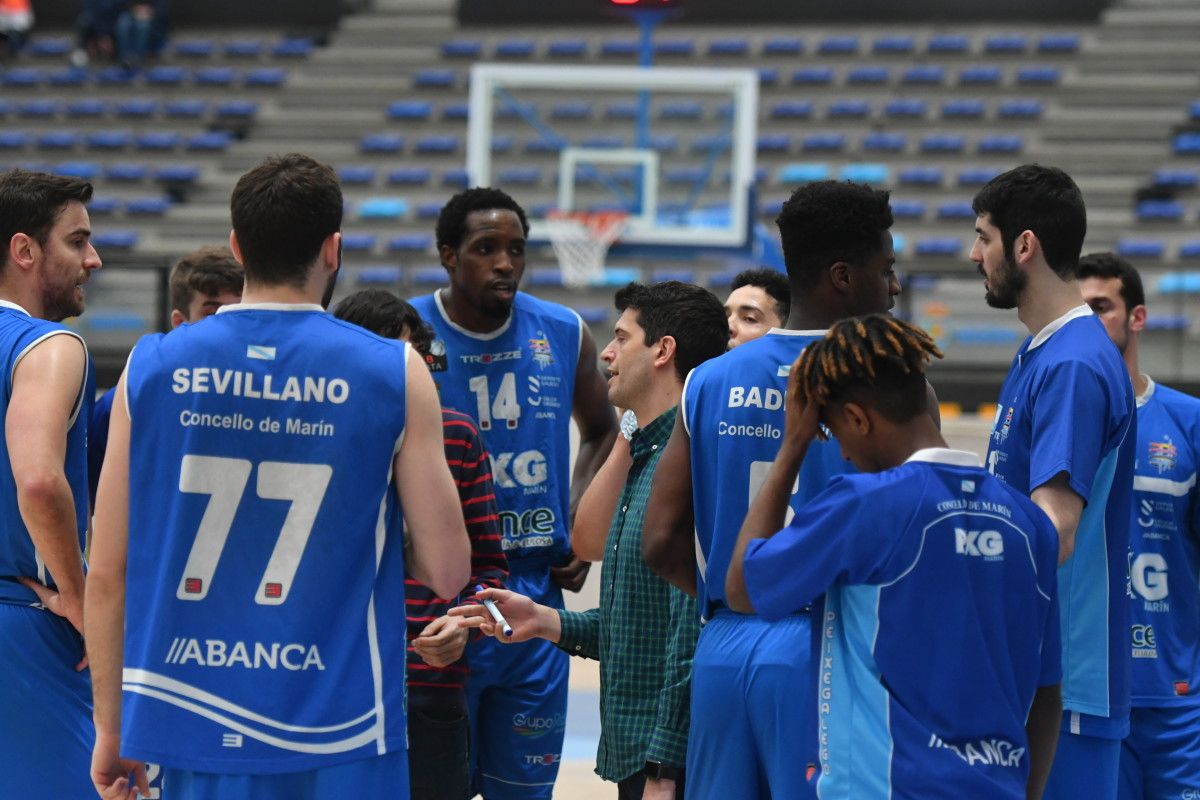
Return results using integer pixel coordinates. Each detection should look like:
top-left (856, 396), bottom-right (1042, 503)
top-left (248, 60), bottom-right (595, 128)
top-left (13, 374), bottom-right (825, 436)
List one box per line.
top-left (169, 246), bottom-right (244, 314)
top-left (332, 289), bottom-right (435, 358)
top-left (972, 164), bottom-right (1087, 279)
top-left (1076, 251), bottom-right (1145, 312)
top-left (0, 169), bottom-right (93, 272)
top-left (730, 268), bottom-right (791, 322)
top-left (435, 187), bottom-right (530, 251)
top-left (795, 314), bottom-right (943, 424)
top-left (613, 280), bottom-right (728, 382)
top-left (776, 181), bottom-right (893, 288)
top-left (229, 154), bottom-right (342, 287)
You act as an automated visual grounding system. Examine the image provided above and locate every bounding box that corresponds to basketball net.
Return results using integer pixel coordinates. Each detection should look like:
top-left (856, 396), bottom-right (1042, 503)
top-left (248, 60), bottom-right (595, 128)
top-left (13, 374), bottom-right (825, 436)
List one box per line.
top-left (543, 210), bottom-right (627, 289)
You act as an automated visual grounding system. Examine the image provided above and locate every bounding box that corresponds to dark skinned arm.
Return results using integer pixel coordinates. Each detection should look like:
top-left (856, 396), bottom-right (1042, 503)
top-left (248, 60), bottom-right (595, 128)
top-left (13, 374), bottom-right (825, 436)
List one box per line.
top-left (642, 410), bottom-right (698, 596)
top-left (1025, 684), bottom-right (1061, 800)
top-left (554, 324), bottom-right (616, 591)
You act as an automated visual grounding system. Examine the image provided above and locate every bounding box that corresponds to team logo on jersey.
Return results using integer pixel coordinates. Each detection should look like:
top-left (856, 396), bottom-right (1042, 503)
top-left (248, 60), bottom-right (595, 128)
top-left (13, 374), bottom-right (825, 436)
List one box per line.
top-left (1132, 624), bottom-right (1158, 658)
top-left (529, 331), bottom-right (554, 369)
top-left (992, 406), bottom-right (1014, 443)
top-left (425, 339), bottom-right (448, 372)
top-left (511, 712), bottom-right (565, 738)
top-left (1148, 436), bottom-right (1177, 473)
top-left (954, 528), bottom-right (1004, 559)
top-left (246, 344), bottom-right (276, 360)
top-left (1129, 551), bottom-right (1170, 612)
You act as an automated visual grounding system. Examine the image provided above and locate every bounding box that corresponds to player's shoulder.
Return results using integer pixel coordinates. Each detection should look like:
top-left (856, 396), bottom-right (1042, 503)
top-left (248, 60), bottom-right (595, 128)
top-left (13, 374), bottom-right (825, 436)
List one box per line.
top-left (1152, 382), bottom-right (1200, 415)
top-left (514, 291), bottom-right (581, 328)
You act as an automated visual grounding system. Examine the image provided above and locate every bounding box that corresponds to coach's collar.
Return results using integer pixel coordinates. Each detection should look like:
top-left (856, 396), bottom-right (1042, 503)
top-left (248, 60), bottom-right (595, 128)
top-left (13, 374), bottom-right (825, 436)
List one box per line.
top-left (905, 448), bottom-right (982, 468)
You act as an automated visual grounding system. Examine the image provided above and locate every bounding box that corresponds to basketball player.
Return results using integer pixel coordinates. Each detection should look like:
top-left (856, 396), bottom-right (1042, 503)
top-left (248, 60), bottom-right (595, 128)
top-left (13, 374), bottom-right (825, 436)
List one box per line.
top-left (0, 169), bottom-right (100, 799)
top-left (971, 165), bottom-right (1135, 800)
top-left (725, 315), bottom-right (1062, 799)
top-left (1075, 253), bottom-right (1200, 799)
top-left (643, 180), bottom-right (901, 798)
top-left (411, 187), bottom-right (616, 798)
top-left (85, 154), bottom-right (471, 800)
top-left (724, 267), bottom-right (790, 349)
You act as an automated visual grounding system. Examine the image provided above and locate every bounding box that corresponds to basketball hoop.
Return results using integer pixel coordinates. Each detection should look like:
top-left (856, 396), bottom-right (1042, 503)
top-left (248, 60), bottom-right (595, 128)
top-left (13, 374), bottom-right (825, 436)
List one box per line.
top-left (543, 211), bottom-right (627, 289)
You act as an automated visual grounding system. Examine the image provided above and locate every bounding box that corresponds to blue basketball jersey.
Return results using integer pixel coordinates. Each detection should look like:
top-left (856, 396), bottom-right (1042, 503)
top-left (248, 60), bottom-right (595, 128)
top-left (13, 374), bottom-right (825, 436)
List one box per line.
top-left (682, 329), bottom-right (849, 620)
top-left (410, 291), bottom-right (579, 565)
top-left (121, 303), bottom-right (412, 774)
top-left (1127, 379), bottom-right (1200, 707)
top-left (0, 300), bottom-right (91, 606)
top-left (986, 306), bottom-right (1135, 736)
top-left (744, 449), bottom-right (1062, 800)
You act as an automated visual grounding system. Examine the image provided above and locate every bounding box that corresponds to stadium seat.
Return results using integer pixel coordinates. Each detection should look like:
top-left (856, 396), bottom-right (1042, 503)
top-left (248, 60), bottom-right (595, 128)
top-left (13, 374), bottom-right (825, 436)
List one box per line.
top-left (86, 196), bottom-right (119, 214)
top-left (862, 132), bottom-right (907, 152)
top-left (890, 200), bottom-right (926, 219)
top-left (0, 131), bottom-right (30, 150)
top-left (802, 134), bottom-right (845, 152)
top-left (600, 40), bottom-right (638, 57)
top-left (495, 101), bottom-right (535, 122)
top-left (0, 99), bottom-right (11, 115)
top-left (978, 134), bottom-right (1024, 154)
top-left (757, 68), bottom-right (780, 86)
top-left (224, 40), bottom-right (264, 58)
top-left (920, 134), bottom-right (966, 154)
top-left (1038, 34), bottom-right (1081, 53)
top-left (757, 135), bottom-right (791, 154)
top-left (901, 65), bottom-right (945, 85)
top-left (778, 163), bottom-right (830, 183)
top-left (1136, 200), bottom-right (1186, 221)
top-left (771, 100), bottom-right (814, 119)
top-left (126, 197), bottom-right (172, 216)
top-left (164, 99), bottom-right (207, 118)
top-left (942, 99), bottom-right (986, 119)
top-left (915, 237), bottom-right (964, 256)
top-left (415, 201), bottom-right (442, 220)
top-left (524, 138), bottom-right (565, 154)
top-left (495, 39), bottom-right (536, 58)
top-left (360, 134), bottom-right (404, 154)
top-left (412, 266), bottom-right (447, 285)
top-left (413, 69), bottom-right (455, 88)
top-left (356, 266), bottom-right (403, 285)
top-left (1156, 272), bottom-right (1200, 292)
top-left (578, 306), bottom-right (609, 325)
top-left (959, 66), bottom-right (1002, 85)
top-left (1144, 314), bottom-right (1188, 331)
top-left (387, 234), bottom-right (433, 252)
top-left (216, 100), bottom-right (259, 118)
top-left (660, 101), bottom-right (703, 120)
top-left (547, 39), bottom-right (587, 57)
top-left (115, 99), bottom-right (157, 118)
top-left (145, 65), bottom-right (186, 86)
top-left (937, 200), bottom-right (976, 219)
top-left (185, 132), bottom-right (233, 152)
top-left (1016, 66), bottom-right (1061, 85)
top-left (38, 132), bottom-right (80, 150)
top-left (95, 67), bottom-right (134, 86)
top-left (66, 99), bottom-right (107, 118)
top-left (997, 99), bottom-right (1044, 119)
top-left (498, 167), bottom-right (542, 186)
top-left (708, 38), bottom-right (749, 57)
top-left (1190, 101), bottom-right (1200, 121)
top-left (273, 38), bottom-right (314, 58)
top-left (651, 268), bottom-right (697, 284)
top-left (550, 101), bottom-right (591, 120)
top-left (387, 168), bottom-right (432, 186)
top-left (927, 34), bottom-right (970, 54)
top-left (442, 168), bottom-right (469, 188)
top-left (885, 99), bottom-right (928, 118)
top-left (828, 99), bottom-right (871, 119)
top-left (92, 231), bottom-right (139, 249)
top-left (1179, 242), bottom-right (1200, 259)
top-left (19, 99), bottom-right (59, 117)
top-left (848, 66), bottom-right (889, 85)
top-left (195, 67), bottom-right (236, 86)
top-left (1173, 134), bottom-right (1200, 154)
top-left (48, 69), bottom-right (86, 87)
top-left (87, 130), bottom-right (133, 150)
top-left (605, 101), bottom-right (638, 120)
top-left (583, 135), bottom-right (625, 149)
top-left (359, 198), bottom-right (409, 220)
top-left (340, 234), bottom-right (377, 253)
top-left (762, 38), bottom-right (804, 56)
top-left (442, 103), bottom-right (469, 120)
top-left (648, 134), bottom-right (678, 153)
top-left (1116, 239), bottom-right (1166, 259)
top-left (174, 39), bottom-right (215, 58)
top-left (1153, 169), bottom-right (1198, 188)
top-left (441, 40), bottom-right (482, 58)
top-left (819, 35), bottom-right (859, 55)
top-left (3, 67), bottom-right (43, 87)
top-left (841, 163), bottom-right (890, 184)
top-left (958, 167), bottom-right (1003, 186)
top-left (106, 163), bottom-right (149, 182)
top-left (29, 38), bottom-right (71, 57)
top-left (792, 67), bottom-right (834, 85)
top-left (156, 165), bottom-right (200, 184)
top-left (984, 35), bottom-right (1027, 54)
top-left (527, 270), bottom-right (563, 288)
top-left (954, 327), bottom-right (1021, 345)
top-left (338, 166), bottom-right (377, 185)
top-left (873, 35), bottom-right (915, 54)
top-left (244, 68), bottom-right (287, 87)
top-left (53, 161), bottom-right (100, 180)
top-left (655, 39), bottom-right (695, 57)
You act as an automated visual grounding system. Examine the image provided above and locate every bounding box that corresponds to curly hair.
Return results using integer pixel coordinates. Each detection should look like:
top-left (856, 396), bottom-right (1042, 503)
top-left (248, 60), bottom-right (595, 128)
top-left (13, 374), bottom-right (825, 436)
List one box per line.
top-left (776, 180), bottom-right (893, 288)
top-left (435, 187), bottom-right (530, 251)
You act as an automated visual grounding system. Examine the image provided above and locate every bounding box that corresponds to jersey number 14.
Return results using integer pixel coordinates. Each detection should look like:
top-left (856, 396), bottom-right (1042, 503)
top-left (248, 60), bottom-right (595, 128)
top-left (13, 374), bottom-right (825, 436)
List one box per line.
top-left (469, 372), bottom-right (520, 430)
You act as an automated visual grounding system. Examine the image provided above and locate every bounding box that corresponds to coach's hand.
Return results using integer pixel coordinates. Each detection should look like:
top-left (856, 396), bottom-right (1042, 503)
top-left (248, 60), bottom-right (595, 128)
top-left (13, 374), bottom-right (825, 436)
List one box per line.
top-left (92, 730), bottom-right (149, 800)
top-left (20, 576), bottom-right (88, 671)
top-left (448, 587), bottom-right (561, 644)
top-left (413, 615), bottom-right (469, 668)
top-left (550, 554), bottom-right (590, 592)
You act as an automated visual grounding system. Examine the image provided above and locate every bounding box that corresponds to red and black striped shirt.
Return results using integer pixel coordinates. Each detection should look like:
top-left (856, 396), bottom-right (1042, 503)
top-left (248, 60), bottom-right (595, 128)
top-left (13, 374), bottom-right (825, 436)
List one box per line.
top-left (405, 408), bottom-right (508, 690)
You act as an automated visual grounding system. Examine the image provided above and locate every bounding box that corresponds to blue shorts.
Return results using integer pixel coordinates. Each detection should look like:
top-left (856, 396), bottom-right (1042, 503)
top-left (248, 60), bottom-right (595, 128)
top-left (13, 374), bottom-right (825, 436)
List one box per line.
top-left (161, 750), bottom-right (408, 799)
top-left (685, 610), bottom-right (815, 800)
top-left (1119, 704), bottom-right (1200, 800)
top-left (1046, 728), bottom-right (1121, 800)
top-left (466, 571), bottom-right (568, 799)
top-left (0, 602), bottom-right (94, 799)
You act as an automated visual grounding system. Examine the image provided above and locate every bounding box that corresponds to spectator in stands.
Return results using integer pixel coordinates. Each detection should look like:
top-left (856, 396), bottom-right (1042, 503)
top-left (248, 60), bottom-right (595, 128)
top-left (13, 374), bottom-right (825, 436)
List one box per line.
top-left (0, 0), bottom-right (33, 58)
top-left (72, 0), bottom-right (120, 68)
top-left (115, 0), bottom-right (168, 70)
top-left (725, 267), bottom-right (791, 349)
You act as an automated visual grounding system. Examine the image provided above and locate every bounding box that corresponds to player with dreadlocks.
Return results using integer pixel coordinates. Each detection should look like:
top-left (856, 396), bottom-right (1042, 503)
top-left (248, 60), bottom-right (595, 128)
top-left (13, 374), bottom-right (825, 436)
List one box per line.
top-left (726, 314), bottom-right (1064, 800)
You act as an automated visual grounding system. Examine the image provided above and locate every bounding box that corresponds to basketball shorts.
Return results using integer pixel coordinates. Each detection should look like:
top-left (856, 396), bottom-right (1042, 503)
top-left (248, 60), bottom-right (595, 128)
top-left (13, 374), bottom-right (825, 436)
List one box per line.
top-left (1046, 726), bottom-right (1122, 800)
top-left (1119, 703), bottom-right (1200, 800)
top-left (161, 750), bottom-right (408, 799)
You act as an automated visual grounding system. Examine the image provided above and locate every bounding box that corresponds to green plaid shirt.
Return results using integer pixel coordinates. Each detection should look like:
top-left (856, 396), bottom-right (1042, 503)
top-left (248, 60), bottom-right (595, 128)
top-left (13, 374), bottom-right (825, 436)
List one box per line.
top-left (558, 406), bottom-right (699, 782)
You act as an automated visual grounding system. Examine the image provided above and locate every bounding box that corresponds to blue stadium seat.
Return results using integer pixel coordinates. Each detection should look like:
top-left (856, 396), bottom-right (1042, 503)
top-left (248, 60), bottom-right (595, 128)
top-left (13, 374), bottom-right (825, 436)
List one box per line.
top-left (550, 101), bottom-right (591, 120)
top-left (901, 65), bottom-right (945, 85)
top-left (106, 163), bottom-right (149, 182)
top-left (387, 234), bottom-right (433, 252)
top-left (655, 39), bottom-right (695, 57)
top-left (53, 161), bottom-right (100, 180)
top-left (1190, 101), bottom-right (1200, 121)
top-left (708, 38), bottom-right (749, 57)
top-left (771, 100), bottom-right (814, 119)
top-left (997, 99), bottom-right (1043, 119)
top-left (195, 67), bottom-right (236, 86)
top-left (1136, 200), bottom-right (1185, 221)
top-left (1144, 314), bottom-right (1189, 331)
top-left (340, 234), bottom-right (377, 253)
top-left (174, 39), bottom-right (215, 58)
top-left (432, 102), bottom-right (463, 121)
top-left (495, 39), bottom-right (536, 58)
top-left (95, 67), bottom-right (134, 86)
top-left (885, 99), bottom-right (927, 118)
top-left (757, 134), bottom-right (791, 154)
top-left (1179, 242), bottom-right (1200, 259)
top-left (156, 165), bottom-right (200, 184)
top-left (338, 166), bottom-right (377, 185)
top-left (244, 68), bottom-right (287, 87)
top-left (937, 200), bottom-right (976, 219)
top-left (498, 167), bottom-right (541, 186)
top-left (441, 40), bottom-right (482, 58)
top-left (442, 168), bottom-right (469, 188)
top-left (578, 307), bottom-right (610, 325)
top-left (527, 270), bottom-right (563, 288)
top-left (126, 197), bottom-right (172, 216)
top-left (1174, 133), bottom-right (1200, 154)
top-left (1038, 34), bottom-right (1081, 53)
top-left (660, 101), bottom-right (703, 120)
top-left (384, 100), bottom-right (432, 121)
top-left (778, 163), bottom-right (830, 183)
top-left (927, 34), bottom-right (970, 54)
top-left (87, 131), bottom-right (133, 150)
top-left (827, 99), bottom-right (871, 118)
top-left (359, 198), bottom-right (409, 220)
top-left (690, 134), bottom-right (730, 153)
top-left (1116, 240), bottom-right (1166, 259)
top-left (802, 134), bottom-right (845, 152)
top-left (920, 134), bottom-right (967, 154)
top-left (664, 167), bottom-right (709, 186)
top-left (792, 67), bottom-right (834, 85)
top-left (984, 35), bottom-right (1027, 54)
top-left (83, 311), bottom-right (149, 332)
top-left (648, 134), bottom-right (678, 153)
top-left (273, 38), bottom-right (314, 58)
top-left (862, 132), bottom-right (907, 152)
top-left (19, 99), bottom-right (59, 117)
top-left (547, 39), bottom-right (587, 58)
top-left (1017, 66), bottom-right (1060, 85)
top-left (3, 68), bottom-right (43, 87)
top-left (942, 99), bottom-right (986, 118)
top-left (840, 163), bottom-right (890, 184)
top-left (29, 38), bottom-right (71, 57)
top-left (415, 201), bottom-right (442, 220)
top-left (186, 131), bottom-right (233, 152)
top-left (605, 101), bottom-right (638, 120)
top-left (601, 40), bottom-right (638, 57)
top-left (873, 35), bottom-right (915, 54)
top-left (387, 167), bottom-right (432, 186)
top-left (652, 268), bottom-right (697, 284)
top-left (356, 266), bottom-right (403, 285)
top-left (954, 327), bottom-right (1021, 345)
top-left (819, 35), bottom-right (859, 55)
top-left (762, 37), bottom-right (803, 56)
top-left (758, 198), bottom-right (784, 217)
top-left (890, 200), bottom-right (926, 219)
top-left (48, 69), bottom-right (86, 87)
top-left (360, 134), bottom-right (404, 154)
top-left (115, 99), bottom-right (157, 118)
top-left (978, 134), bottom-right (1024, 154)
top-left (164, 99), bottom-right (207, 118)
top-left (757, 68), bottom-right (780, 86)
top-left (0, 99), bottom-right (11, 115)
top-left (224, 40), bottom-right (264, 58)
top-left (216, 100), bottom-right (259, 118)
top-left (86, 196), bottom-right (119, 214)
top-left (145, 65), bottom-right (186, 86)
top-left (38, 131), bottom-right (79, 150)
top-left (92, 231), bottom-right (139, 249)
top-left (66, 99), bottom-right (107, 118)
top-left (959, 66), bottom-right (1002, 85)
top-left (915, 237), bottom-right (963, 256)
top-left (413, 266), bottom-right (447, 285)
top-left (490, 135), bottom-right (513, 154)
top-left (0, 132), bottom-right (30, 149)
top-left (583, 135), bottom-right (625, 149)
top-left (957, 167), bottom-right (1003, 186)
top-left (847, 66), bottom-right (889, 85)
top-left (413, 69), bottom-right (454, 88)
top-left (1153, 169), bottom-right (1198, 188)
top-left (525, 138), bottom-right (565, 154)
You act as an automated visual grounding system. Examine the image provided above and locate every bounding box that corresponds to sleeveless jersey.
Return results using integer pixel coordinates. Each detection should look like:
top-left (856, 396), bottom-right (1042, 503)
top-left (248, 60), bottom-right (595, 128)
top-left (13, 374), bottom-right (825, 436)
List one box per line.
top-left (410, 291), bottom-right (580, 567)
top-left (985, 306), bottom-right (1135, 736)
top-left (0, 300), bottom-right (91, 606)
top-left (1128, 379), bottom-right (1200, 707)
top-left (682, 329), bottom-right (850, 620)
top-left (121, 303), bottom-right (411, 774)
